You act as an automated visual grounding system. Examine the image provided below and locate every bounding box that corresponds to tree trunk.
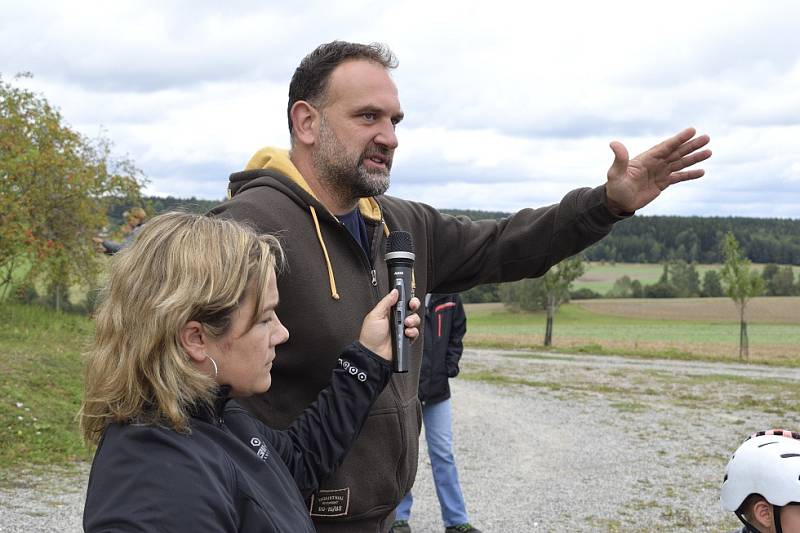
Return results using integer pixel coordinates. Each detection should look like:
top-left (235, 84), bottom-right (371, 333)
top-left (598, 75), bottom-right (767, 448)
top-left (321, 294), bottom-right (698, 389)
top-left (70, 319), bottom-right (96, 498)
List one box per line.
top-left (544, 294), bottom-right (555, 346)
top-left (738, 305), bottom-right (748, 360)
top-left (55, 284), bottom-right (62, 313)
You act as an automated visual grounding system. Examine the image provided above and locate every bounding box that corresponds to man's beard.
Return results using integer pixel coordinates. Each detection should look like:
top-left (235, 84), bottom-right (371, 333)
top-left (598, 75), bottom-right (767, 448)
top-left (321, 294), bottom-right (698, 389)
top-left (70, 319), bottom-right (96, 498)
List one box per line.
top-left (313, 117), bottom-right (392, 201)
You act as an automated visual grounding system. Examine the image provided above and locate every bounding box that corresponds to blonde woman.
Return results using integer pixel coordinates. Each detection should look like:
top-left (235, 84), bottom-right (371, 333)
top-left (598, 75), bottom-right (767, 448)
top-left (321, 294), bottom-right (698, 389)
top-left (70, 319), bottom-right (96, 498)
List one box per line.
top-left (81, 212), bottom-right (420, 532)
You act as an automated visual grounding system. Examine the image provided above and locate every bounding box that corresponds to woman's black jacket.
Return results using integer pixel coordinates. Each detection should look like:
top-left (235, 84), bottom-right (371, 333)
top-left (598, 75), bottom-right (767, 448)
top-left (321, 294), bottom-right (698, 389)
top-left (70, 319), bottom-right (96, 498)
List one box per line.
top-left (83, 342), bottom-right (391, 532)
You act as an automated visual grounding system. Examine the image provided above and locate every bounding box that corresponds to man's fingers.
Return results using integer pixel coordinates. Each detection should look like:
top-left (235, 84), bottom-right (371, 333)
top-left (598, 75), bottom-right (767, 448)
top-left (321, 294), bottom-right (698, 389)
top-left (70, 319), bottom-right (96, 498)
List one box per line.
top-left (667, 169), bottom-right (705, 185)
top-left (668, 149), bottom-right (712, 172)
top-left (372, 289), bottom-right (398, 318)
top-left (653, 127), bottom-right (697, 156)
top-left (667, 134), bottom-right (711, 163)
top-left (607, 141), bottom-right (629, 179)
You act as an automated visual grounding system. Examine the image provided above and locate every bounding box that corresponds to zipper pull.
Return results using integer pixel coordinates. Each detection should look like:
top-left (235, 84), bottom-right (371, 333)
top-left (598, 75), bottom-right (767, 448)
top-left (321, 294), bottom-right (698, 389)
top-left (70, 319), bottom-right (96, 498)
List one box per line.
top-left (370, 269), bottom-right (378, 286)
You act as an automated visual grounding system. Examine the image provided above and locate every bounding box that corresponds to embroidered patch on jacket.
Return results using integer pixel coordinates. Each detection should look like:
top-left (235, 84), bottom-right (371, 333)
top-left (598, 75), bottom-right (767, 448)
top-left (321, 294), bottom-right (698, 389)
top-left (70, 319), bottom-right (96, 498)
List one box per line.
top-left (309, 487), bottom-right (350, 517)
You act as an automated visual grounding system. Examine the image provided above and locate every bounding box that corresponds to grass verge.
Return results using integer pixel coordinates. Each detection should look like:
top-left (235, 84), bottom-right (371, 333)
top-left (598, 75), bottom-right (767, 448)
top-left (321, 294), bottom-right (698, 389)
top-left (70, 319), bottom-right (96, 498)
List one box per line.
top-left (0, 303), bottom-right (94, 478)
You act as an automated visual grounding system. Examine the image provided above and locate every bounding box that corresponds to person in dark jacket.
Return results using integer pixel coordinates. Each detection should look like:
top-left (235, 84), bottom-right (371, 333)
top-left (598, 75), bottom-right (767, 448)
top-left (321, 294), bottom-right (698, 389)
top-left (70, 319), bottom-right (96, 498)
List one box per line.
top-left (391, 294), bottom-right (480, 533)
top-left (80, 212), bottom-right (421, 533)
top-left (211, 41), bottom-right (711, 532)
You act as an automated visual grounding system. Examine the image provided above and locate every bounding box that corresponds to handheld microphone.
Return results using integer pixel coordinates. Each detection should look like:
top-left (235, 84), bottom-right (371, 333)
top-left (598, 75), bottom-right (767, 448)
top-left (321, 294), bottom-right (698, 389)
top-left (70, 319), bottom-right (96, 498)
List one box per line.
top-left (385, 231), bottom-right (415, 373)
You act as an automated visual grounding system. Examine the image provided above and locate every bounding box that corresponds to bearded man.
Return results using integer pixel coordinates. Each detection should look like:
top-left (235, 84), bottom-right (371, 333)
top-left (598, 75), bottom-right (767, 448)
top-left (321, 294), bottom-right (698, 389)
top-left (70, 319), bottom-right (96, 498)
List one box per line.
top-left (211, 41), bottom-right (711, 533)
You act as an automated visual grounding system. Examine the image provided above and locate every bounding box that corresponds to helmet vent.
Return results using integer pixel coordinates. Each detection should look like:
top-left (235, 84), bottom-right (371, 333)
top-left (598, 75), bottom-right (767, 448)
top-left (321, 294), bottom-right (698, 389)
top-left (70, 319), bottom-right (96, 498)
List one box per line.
top-left (758, 441), bottom-right (779, 448)
top-left (780, 453), bottom-right (800, 458)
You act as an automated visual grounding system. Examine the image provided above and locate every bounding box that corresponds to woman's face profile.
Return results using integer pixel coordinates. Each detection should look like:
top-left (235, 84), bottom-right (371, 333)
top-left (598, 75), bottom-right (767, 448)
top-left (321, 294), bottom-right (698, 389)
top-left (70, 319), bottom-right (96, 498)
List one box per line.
top-left (208, 270), bottom-right (289, 397)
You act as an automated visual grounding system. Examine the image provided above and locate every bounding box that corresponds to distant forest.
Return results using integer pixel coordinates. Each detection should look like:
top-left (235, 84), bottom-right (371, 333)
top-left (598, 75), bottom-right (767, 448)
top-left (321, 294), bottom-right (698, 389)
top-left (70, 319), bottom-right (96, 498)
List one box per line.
top-left (112, 199), bottom-right (800, 266)
top-left (442, 209), bottom-right (800, 265)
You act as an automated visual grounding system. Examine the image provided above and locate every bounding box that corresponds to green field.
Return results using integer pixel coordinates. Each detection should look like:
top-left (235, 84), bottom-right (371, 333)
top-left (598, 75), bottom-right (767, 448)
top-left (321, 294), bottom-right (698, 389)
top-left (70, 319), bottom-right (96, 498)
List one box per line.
top-left (0, 303), bottom-right (94, 473)
top-left (2, 296), bottom-right (799, 470)
top-left (574, 262), bottom-right (798, 294)
top-left (464, 299), bottom-right (800, 364)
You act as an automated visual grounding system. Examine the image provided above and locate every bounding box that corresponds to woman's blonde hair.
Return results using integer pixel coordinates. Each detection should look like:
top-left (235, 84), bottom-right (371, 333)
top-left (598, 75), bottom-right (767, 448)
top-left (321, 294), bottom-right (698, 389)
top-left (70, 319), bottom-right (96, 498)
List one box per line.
top-left (80, 212), bottom-right (282, 444)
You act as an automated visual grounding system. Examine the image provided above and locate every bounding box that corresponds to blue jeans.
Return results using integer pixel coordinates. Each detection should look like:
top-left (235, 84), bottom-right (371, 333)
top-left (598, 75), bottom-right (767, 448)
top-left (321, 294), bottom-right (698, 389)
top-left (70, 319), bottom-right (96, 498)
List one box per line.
top-left (395, 398), bottom-right (469, 527)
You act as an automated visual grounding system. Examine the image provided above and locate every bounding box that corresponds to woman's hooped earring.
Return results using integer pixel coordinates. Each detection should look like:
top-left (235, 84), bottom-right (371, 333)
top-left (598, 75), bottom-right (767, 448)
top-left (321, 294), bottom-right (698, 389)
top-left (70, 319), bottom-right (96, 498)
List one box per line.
top-left (206, 354), bottom-right (219, 378)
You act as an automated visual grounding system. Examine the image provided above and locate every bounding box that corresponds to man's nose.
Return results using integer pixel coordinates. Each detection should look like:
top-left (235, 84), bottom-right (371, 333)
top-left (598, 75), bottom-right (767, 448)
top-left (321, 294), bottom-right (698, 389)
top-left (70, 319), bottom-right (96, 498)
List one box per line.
top-left (374, 119), bottom-right (398, 150)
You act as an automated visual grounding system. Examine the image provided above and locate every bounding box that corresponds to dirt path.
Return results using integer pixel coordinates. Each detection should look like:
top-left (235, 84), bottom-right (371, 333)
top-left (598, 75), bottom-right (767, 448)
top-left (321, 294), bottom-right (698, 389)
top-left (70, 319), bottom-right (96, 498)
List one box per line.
top-left (3, 348), bottom-right (799, 532)
top-left (408, 348), bottom-right (800, 532)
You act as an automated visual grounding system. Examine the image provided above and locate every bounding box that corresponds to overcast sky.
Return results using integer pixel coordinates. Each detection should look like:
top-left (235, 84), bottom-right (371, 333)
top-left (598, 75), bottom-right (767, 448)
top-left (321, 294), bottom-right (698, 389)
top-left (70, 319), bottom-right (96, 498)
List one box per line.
top-left (2, 0), bottom-right (799, 217)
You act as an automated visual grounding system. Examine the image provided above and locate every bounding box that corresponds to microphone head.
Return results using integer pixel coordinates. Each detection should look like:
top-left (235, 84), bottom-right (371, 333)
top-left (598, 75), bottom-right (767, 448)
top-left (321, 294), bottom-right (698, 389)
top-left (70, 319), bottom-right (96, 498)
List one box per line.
top-left (386, 231), bottom-right (414, 254)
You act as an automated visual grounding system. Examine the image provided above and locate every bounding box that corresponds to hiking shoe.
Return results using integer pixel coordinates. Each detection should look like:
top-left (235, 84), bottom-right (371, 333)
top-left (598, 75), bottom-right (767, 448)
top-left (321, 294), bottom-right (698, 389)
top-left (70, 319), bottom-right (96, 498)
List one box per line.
top-left (390, 520), bottom-right (411, 533)
top-left (445, 524), bottom-right (481, 533)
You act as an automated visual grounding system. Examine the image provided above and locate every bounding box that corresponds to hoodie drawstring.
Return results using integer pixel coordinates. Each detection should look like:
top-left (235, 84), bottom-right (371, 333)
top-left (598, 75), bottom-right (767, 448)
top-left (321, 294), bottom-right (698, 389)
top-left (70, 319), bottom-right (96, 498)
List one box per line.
top-left (309, 205), bottom-right (340, 300)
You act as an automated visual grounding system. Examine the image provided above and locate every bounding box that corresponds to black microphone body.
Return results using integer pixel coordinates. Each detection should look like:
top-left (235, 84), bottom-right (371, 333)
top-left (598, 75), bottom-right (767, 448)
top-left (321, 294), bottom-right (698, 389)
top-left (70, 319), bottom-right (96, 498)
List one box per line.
top-left (385, 232), bottom-right (415, 373)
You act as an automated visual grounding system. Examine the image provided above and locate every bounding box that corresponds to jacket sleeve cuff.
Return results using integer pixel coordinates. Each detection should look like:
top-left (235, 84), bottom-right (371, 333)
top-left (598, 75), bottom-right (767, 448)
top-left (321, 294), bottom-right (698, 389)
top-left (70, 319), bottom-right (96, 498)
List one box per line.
top-left (335, 342), bottom-right (393, 392)
top-left (581, 185), bottom-right (634, 234)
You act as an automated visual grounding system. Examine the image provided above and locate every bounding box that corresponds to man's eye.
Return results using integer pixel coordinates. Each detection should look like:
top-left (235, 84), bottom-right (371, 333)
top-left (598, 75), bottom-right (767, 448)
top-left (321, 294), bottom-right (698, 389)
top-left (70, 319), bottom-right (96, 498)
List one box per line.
top-left (363, 112), bottom-right (376, 121)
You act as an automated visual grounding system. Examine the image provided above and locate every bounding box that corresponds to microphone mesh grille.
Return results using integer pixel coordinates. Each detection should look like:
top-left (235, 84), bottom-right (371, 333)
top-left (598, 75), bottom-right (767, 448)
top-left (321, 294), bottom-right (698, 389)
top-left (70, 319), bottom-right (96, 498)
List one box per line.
top-left (386, 231), bottom-right (414, 254)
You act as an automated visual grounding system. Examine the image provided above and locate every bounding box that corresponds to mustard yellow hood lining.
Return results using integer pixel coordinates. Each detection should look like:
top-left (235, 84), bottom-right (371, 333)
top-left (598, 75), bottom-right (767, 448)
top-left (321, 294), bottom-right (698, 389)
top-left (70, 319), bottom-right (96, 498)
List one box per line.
top-left (245, 147), bottom-right (382, 221)
top-left (245, 146), bottom-right (394, 300)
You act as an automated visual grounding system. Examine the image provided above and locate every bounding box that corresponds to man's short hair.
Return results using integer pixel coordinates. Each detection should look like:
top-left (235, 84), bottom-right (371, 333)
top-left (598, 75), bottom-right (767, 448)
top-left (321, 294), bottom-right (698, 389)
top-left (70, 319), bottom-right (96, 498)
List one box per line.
top-left (287, 41), bottom-right (398, 135)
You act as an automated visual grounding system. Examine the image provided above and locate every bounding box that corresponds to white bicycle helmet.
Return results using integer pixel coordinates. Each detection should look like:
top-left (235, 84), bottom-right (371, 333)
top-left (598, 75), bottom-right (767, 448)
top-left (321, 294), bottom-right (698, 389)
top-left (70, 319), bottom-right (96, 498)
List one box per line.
top-left (721, 430), bottom-right (800, 533)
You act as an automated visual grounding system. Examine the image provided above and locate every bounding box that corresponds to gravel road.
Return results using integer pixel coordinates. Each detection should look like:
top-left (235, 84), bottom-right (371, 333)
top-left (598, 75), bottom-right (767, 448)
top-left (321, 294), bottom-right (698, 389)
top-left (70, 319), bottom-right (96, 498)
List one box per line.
top-left (4, 348), bottom-right (800, 532)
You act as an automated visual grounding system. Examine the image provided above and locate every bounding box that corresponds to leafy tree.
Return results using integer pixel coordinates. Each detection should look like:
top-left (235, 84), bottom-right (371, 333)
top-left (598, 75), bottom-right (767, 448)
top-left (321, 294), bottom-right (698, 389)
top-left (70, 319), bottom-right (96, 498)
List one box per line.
top-left (607, 275), bottom-right (637, 298)
top-left (761, 264), bottom-right (779, 286)
top-left (499, 255), bottom-right (585, 345)
top-left (764, 265), bottom-right (797, 296)
top-left (570, 287), bottom-right (602, 300)
top-left (0, 74), bottom-right (143, 308)
top-left (720, 232), bottom-right (765, 360)
top-left (644, 264), bottom-right (678, 298)
top-left (500, 277), bottom-right (547, 312)
top-left (701, 269), bottom-right (724, 297)
top-left (670, 260), bottom-right (700, 297)
top-left (541, 256), bottom-right (585, 346)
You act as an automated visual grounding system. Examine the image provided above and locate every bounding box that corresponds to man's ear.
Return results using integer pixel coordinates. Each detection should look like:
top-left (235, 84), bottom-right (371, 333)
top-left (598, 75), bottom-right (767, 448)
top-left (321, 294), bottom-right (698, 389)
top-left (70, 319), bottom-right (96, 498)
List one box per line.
top-left (751, 498), bottom-right (774, 529)
top-left (290, 100), bottom-right (319, 146)
top-left (180, 320), bottom-right (209, 364)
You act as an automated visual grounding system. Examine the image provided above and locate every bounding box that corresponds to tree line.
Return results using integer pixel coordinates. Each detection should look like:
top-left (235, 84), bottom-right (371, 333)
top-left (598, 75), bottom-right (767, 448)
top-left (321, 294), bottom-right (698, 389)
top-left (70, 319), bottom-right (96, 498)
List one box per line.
top-left (442, 209), bottom-right (800, 265)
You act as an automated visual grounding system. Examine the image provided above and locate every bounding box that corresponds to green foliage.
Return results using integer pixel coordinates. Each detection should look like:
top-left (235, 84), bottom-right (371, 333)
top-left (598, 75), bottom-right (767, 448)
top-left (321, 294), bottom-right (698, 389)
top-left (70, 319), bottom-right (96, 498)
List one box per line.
top-left (720, 232), bottom-right (765, 360)
top-left (541, 256), bottom-right (585, 307)
top-left (640, 261), bottom-right (700, 298)
top-left (606, 275), bottom-right (643, 298)
top-left (500, 276), bottom-right (547, 311)
top-left (721, 233), bottom-right (765, 306)
top-left (499, 256), bottom-right (585, 346)
top-left (441, 209), bottom-right (800, 266)
top-left (585, 216), bottom-right (800, 265)
top-left (501, 256), bottom-right (586, 312)
top-left (0, 302), bottom-right (94, 468)
top-left (701, 269), bottom-right (724, 297)
top-left (762, 264), bottom-right (798, 296)
top-left (570, 287), bottom-right (602, 300)
top-left (0, 75), bottom-right (144, 308)
top-left (669, 260), bottom-right (701, 297)
top-left (461, 283), bottom-right (500, 303)
top-left (644, 264), bottom-right (678, 298)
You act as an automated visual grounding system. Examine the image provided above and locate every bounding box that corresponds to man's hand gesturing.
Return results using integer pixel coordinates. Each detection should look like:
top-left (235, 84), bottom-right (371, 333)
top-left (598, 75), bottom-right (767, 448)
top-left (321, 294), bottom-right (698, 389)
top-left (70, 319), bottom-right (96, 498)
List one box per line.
top-left (605, 127), bottom-right (711, 215)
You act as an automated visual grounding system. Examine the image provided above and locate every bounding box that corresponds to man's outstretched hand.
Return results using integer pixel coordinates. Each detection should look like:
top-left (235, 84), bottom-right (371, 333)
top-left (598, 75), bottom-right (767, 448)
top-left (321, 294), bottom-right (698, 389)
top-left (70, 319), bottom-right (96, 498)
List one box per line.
top-left (605, 127), bottom-right (711, 215)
